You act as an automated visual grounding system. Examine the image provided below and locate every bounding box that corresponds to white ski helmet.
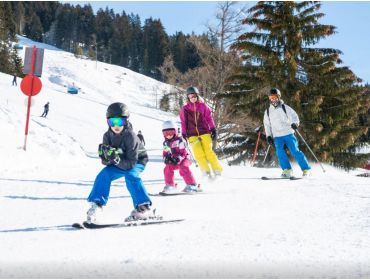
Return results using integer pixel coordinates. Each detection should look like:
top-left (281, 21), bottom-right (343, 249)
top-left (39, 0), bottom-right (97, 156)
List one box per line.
top-left (162, 120), bottom-right (177, 131)
top-left (269, 88), bottom-right (281, 97)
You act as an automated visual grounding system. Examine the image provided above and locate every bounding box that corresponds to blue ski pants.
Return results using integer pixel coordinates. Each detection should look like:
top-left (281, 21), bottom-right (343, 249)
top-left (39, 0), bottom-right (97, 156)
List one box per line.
top-left (273, 133), bottom-right (311, 171)
top-left (87, 164), bottom-right (151, 208)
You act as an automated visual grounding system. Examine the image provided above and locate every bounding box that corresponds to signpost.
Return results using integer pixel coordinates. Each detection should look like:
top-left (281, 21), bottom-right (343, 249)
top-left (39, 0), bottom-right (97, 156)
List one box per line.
top-left (21, 46), bottom-right (44, 151)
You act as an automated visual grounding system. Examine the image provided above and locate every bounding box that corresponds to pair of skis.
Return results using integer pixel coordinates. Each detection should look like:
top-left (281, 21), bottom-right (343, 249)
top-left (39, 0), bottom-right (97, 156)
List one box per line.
top-left (151, 189), bottom-right (204, 197)
top-left (72, 217), bottom-right (184, 230)
top-left (261, 176), bottom-right (302, 180)
top-left (150, 183), bottom-right (204, 196)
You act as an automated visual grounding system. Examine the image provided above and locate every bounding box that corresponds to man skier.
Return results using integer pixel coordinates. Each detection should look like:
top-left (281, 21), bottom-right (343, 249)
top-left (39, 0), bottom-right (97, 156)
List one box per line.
top-left (263, 88), bottom-right (311, 178)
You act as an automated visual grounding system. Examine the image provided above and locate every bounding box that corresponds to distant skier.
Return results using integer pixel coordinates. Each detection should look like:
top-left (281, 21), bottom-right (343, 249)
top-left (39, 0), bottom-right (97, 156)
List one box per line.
top-left (41, 102), bottom-right (50, 117)
top-left (161, 120), bottom-right (199, 193)
top-left (12, 74), bottom-right (17, 86)
top-left (137, 130), bottom-right (146, 146)
top-left (86, 102), bottom-right (154, 223)
top-left (180, 86), bottom-right (223, 179)
top-left (263, 88), bottom-right (311, 178)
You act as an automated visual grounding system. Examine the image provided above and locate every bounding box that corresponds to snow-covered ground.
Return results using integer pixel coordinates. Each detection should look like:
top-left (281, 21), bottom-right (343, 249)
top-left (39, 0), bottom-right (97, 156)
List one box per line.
top-left (0, 37), bottom-right (369, 278)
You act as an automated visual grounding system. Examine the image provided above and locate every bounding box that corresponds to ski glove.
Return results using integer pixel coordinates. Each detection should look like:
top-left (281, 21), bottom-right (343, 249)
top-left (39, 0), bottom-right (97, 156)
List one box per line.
top-left (291, 123), bottom-right (298, 130)
top-left (210, 128), bottom-right (217, 141)
top-left (98, 144), bottom-right (122, 165)
top-left (164, 156), bottom-right (180, 165)
top-left (267, 136), bottom-right (274, 145)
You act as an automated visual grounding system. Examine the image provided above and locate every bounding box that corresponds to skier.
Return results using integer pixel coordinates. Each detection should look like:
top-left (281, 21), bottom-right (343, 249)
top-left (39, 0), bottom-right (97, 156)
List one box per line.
top-left (180, 86), bottom-right (223, 179)
top-left (137, 130), bottom-right (146, 146)
top-left (12, 74), bottom-right (17, 86)
top-left (86, 102), bottom-right (154, 223)
top-left (41, 102), bottom-right (50, 117)
top-left (161, 120), bottom-right (199, 193)
top-left (263, 88), bottom-right (311, 178)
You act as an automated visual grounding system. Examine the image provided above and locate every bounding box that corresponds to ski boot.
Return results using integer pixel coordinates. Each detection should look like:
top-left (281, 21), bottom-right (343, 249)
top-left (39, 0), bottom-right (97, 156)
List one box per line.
top-left (213, 171), bottom-right (222, 180)
top-left (182, 184), bottom-right (199, 193)
top-left (161, 184), bottom-right (178, 194)
top-left (302, 169), bottom-right (311, 177)
top-left (125, 203), bottom-right (157, 222)
top-left (86, 202), bottom-right (103, 223)
top-left (202, 171), bottom-right (213, 180)
top-left (281, 169), bottom-right (293, 178)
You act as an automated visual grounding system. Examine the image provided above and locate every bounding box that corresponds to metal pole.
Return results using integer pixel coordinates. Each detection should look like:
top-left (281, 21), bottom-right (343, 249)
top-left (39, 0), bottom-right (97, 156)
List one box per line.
top-left (184, 138), bottom-right (198, 168)
top-left (251, 130), bottom-right (262, 166)
top-left (295, 129), bottom-right (326, 172)
top-left (261, 145), bottom-right (271, 166)
top-left (23, 46), bottom-right (37, 151)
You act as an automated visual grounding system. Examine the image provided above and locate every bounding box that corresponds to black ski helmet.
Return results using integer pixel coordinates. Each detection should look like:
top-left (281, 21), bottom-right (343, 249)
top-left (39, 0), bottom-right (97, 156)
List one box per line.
top-left (106, 102), bottom-right (130, 118)
top-left (186, 86), bottom-right (199, 96)
top-left (269, 88), bottom-right (281, 97)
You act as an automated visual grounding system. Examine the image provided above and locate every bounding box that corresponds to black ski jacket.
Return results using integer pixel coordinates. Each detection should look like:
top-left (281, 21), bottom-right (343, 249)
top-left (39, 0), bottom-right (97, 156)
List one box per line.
top-left (102, 123), bottom-right (148, 170)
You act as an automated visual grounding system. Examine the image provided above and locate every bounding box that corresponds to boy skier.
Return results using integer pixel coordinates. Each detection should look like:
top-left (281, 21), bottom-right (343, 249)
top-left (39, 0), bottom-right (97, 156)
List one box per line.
top-left (179, 86), bottom-right (223, 179)
top-left (161, 120), bottom-right (199, 193)
top-left (263, 88), bottom-right (311, 178)
top-left (86, 102), bottom-right (154, 223)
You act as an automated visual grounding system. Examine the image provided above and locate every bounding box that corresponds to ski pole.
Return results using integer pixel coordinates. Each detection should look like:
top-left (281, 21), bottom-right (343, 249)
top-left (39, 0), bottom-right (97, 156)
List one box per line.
top-left (295, 129), bottom-right (326, 173)
top-left (184, 138), bottom-right (198, 167)
top-left (251, 130), bottom-right (262, 166)
top-left (261, 145), bottom-right (271, 166)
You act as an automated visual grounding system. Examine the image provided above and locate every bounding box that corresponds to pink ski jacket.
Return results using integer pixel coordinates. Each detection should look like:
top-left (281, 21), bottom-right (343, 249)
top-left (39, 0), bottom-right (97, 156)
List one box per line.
top-left (163, 135), bottom-right (189, 163)
top-left (180, 100), bottom-right (215, 137)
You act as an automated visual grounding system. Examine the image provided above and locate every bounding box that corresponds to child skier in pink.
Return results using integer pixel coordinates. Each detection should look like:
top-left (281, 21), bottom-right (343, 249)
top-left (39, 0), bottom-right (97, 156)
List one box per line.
top-left (161, 120), bottom-right (199, 193)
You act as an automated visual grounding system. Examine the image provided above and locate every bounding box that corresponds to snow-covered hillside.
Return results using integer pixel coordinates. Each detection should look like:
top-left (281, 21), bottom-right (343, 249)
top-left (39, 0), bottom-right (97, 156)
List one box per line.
top-left (0, 37), bottom-right (369, 278)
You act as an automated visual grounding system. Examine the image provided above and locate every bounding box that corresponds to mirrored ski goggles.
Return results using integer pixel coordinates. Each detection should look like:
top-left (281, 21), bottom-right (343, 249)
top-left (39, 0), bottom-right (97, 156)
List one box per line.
top-left (107, 117), bottom-right (126, 127)
top-left (162, 129), bottom-right (176, 137)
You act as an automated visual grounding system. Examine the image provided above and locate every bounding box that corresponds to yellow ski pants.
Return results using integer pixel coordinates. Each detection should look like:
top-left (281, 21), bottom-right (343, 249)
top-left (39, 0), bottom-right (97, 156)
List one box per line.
top-left (188, 133), bottom-right (223, 174)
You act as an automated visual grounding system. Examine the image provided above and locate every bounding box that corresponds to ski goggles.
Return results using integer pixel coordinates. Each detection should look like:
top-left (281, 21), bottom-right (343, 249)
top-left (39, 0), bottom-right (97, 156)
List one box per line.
top-left (162, 129), bottom-right (176, 137)
top-left (107, 117), bottom-right (126, 127)
top-left (187, 94), bottom-right (197, 100)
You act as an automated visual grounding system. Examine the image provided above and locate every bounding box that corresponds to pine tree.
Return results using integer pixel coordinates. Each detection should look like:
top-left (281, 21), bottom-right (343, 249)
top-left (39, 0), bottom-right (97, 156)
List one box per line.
top-left (223, 1), bottom-right (369, 168)
top-left (0, 1), bottom-right (19, 75)
top-left (11, 2), bottom-right (25, 35)
top-left (142, 18), bottom-right (170, 80)
top-left (24, 12), bottom-right (44, 41)
top-left (127, 14), bottom-right (143, 72)
top-left (110, 12), bottom-right (130, 67)
top-left (95, 8), bottom-right (114, 62)
top-left (169, 32), bottom-right (201, 73)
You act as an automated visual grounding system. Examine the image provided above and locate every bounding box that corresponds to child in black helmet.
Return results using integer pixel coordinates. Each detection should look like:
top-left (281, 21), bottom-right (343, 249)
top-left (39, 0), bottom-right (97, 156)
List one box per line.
top-left (86, 102), bottom-right (154, 223)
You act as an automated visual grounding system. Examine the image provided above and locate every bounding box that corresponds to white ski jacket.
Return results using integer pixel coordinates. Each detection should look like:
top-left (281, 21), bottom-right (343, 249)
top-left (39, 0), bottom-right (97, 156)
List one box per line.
top-left (263, 101), bottom-right (299, 138)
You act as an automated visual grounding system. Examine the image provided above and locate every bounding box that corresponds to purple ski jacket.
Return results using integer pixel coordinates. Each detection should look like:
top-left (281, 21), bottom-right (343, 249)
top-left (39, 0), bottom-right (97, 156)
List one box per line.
top-left (180, 100), bottom-right (215, 137)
